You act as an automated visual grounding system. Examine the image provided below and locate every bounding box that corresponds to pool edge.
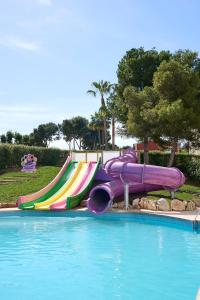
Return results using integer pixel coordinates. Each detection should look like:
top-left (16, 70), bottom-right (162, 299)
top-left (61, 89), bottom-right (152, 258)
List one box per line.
top-left (0, 207), bottom-right (200, 232)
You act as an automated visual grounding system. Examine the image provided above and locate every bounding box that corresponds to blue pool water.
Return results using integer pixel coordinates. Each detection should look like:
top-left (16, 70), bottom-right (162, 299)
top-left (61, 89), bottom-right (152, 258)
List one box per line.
top-left (0, 212), bottom-right (199, 300)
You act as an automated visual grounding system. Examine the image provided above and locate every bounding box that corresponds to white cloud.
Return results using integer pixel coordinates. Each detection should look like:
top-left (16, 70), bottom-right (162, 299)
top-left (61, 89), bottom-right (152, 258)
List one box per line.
top-left (0, 105), bottom-right (47, 115)
top-left (0, 36), bottom-right (40, 52)
top-left (36, 0), bottom-right (52, 6)
top-left (17, 9), bottom-right (69, 28)
top-left (0, 104), bottom-right (64, 120)
top-left (17, 7), bottom-right (89, 33)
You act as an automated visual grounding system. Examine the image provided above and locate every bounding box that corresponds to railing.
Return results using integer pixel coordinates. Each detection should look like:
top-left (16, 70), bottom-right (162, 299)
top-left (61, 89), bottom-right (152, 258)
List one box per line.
top-left (70, 150), bottom-right (141, 164)
top-left (71, 150), bottom-right (122, 164)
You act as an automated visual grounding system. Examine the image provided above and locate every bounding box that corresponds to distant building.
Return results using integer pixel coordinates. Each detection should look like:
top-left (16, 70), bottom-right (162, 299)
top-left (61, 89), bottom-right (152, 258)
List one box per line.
top-left (135, 141), bottom-right (179, 152)
top-left (135, 141), bottom-right (161, 151)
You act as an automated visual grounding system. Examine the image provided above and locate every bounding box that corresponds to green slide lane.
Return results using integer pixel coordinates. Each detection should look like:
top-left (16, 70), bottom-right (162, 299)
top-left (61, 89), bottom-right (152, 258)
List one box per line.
top-left (19, 161), bottom-right (77, 210)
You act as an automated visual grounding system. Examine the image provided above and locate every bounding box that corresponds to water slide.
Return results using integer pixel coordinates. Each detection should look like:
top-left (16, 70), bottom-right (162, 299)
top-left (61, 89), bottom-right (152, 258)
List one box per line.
top-left (50, 161), bottom-right (99, 210)
top-left (18, 156), bottom-right (73, 209)
top-left (18, 158), bottom-right (99, 210)
top-left (87, 149), bottom-right (185, 214)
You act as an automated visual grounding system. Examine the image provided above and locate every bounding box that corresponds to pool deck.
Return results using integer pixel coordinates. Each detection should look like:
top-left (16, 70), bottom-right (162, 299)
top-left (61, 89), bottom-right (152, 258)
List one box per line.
top-left (0, 207), bottom-right (200, 222)
top-left (79, 207), bottom-right (200, 222)
top-left (136, 208), bottom-right (200, 222)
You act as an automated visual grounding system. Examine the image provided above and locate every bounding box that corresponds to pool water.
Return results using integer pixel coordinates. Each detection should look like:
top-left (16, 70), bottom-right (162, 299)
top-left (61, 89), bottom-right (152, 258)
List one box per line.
top-left (0, 213), bottom-right (199, 300)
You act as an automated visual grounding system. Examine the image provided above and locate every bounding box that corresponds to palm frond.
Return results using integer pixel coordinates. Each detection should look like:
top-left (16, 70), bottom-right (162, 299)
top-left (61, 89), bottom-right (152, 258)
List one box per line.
top-left (88, 80), bottom-right (114, 98)
top-left (87, 90), bottom-right (96, 97)
top-left (92, 82), bottom-right (101, 90)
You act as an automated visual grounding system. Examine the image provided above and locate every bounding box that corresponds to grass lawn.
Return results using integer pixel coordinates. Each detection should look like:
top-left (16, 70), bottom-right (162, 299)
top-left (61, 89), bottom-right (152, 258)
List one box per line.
top-left (147, 180), bottom-right (200, 201)
top-left (0, 166), bottom-right (60, 204)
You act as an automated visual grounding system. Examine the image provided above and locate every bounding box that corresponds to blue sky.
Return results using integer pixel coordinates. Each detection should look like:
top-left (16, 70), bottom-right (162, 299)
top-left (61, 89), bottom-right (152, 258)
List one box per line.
top-left (0, 0), bottom-right (199, 148)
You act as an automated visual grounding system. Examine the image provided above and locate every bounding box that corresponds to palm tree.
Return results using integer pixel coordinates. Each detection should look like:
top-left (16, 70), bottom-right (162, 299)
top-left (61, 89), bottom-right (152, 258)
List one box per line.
top-left (87, 80), bottom-right (113, 150)
top-left (89, 112), bottom-right (105, 149)
top-left (106, 84), bottom-right (119, 150)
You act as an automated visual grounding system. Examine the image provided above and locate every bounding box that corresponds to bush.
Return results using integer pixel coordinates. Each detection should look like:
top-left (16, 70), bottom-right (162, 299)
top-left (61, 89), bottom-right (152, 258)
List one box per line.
top-left (186, 156), bottom-right (200, 181)
top-left (140, 151), bottom-right (200, 181)
top-left (0, 144), bottom-right (68, 170)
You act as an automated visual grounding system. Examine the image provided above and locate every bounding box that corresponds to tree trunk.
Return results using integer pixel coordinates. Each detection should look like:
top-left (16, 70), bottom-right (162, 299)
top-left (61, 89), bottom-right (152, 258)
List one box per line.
top-left (67, 142), bottom-right (71, 151)
top-left (75, 139), bottom-right (80, 150)
top-left (101, 129), bottom-right (104, 149)
top-left (73, 139), bottom-right (75, 150)
top-left (168, 139), bottom-right (178, 167)
top-left (103, 117), bottom-right (108, 150)
top-left (143, 137), bottom-right (149, 164)
top-left (112, 115), bottom-right (115, 150)
top-left (93, 138), bottom-right (96, 150)
top-left (98, 130), bottom-right (101, 149)
top-left (187, 141), bottom-right (190, 154)
top-left (101, 95), bottom-right (108, 150)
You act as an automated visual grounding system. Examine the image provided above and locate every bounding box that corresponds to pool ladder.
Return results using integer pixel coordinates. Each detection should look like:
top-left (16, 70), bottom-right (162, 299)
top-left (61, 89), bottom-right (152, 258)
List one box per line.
top-left (196, 288), bottom-right (200, 300)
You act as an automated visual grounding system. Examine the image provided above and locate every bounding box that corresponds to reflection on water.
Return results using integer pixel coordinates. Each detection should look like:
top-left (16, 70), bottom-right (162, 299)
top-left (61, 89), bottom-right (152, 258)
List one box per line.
top-left (0, 216), bottom-right (199, 300)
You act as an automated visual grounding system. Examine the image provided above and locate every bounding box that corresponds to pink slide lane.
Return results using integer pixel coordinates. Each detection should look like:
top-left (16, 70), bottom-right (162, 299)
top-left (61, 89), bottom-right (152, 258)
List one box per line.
top-left (18, 156), bottom-right (71, 206)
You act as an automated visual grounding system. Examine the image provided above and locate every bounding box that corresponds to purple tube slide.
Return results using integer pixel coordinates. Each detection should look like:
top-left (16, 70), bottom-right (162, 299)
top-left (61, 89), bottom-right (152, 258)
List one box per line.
top-left (87, 149), bottom-right (185, 214)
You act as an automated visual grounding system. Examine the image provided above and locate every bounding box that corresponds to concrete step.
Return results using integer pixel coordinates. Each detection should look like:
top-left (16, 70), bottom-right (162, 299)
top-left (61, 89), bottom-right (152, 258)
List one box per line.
top-left (0, 179), bottom-right (17, 183)
top-left (3, 177), bottom-right (28, 181)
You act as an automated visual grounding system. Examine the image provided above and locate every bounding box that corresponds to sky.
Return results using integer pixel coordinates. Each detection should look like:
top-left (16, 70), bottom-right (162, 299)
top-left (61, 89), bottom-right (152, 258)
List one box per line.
top-left (0, 0), bottom-right (200, 149)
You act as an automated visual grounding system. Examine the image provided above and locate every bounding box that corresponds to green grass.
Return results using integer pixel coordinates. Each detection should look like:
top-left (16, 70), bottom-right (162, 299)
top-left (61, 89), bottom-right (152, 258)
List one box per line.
top-left (0, 166), bottom-right (60, 204)
top-left (147, 180), bottom-right (200, 201)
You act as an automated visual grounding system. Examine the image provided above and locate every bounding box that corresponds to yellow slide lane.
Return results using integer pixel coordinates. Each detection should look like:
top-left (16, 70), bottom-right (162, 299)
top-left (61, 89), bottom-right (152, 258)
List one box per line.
top-left (47, 162), bottom-right (89, 207)
top-left (35, 162), bottom-right (83, 210)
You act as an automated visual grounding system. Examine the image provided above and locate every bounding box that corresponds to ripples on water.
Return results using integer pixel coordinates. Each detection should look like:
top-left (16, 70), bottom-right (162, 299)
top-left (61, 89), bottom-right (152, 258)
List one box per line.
top-left (0, 216), bottom-right (199, 300)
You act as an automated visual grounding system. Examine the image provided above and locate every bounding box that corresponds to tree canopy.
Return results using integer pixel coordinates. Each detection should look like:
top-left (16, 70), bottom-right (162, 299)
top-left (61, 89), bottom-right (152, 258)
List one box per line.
top-left (151, 59), bottom-right (200, 165)
top-left (29, 122), bottom-right (59, 147)
top-left (116, 47), bottom-right (200, 165)
top-left (124, 86), bottom-right (160, 163)
top-left (62, 116), bottom-right (90, 150)
top-left (117, 47), bottom-right (171, 92)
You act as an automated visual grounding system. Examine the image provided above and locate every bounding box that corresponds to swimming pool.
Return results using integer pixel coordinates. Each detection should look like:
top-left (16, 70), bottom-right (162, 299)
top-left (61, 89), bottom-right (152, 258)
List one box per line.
top-left (0, 211), bottom-right (199, 300)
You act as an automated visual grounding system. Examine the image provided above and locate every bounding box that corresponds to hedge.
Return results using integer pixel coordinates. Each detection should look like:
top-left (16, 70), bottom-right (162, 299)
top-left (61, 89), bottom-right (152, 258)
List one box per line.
top-left (140, 151), bottom-right (200, 181)
top-left (1, 144), bottom-right (200, 181)
top-left (0, 144), bottom-right (68, 170)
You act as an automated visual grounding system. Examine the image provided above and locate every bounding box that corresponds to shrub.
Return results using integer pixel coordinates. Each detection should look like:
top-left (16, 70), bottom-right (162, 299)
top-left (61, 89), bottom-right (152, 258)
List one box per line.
top-left (0, 144), bottom-right (68, 170)
top-left (186, 156), bottom-right (200, 181)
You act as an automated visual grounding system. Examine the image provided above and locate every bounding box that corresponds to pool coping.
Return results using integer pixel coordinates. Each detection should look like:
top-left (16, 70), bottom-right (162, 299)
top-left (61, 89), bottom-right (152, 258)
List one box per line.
top-left (0, 207), bottom-right (200, 225)
top-left (0, 208), bottom-right (199, 233)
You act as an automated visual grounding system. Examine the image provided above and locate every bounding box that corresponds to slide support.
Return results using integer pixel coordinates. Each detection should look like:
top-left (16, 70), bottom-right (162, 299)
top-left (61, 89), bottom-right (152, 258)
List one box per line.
top-left (124, 182), bottom-right (129, 210)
